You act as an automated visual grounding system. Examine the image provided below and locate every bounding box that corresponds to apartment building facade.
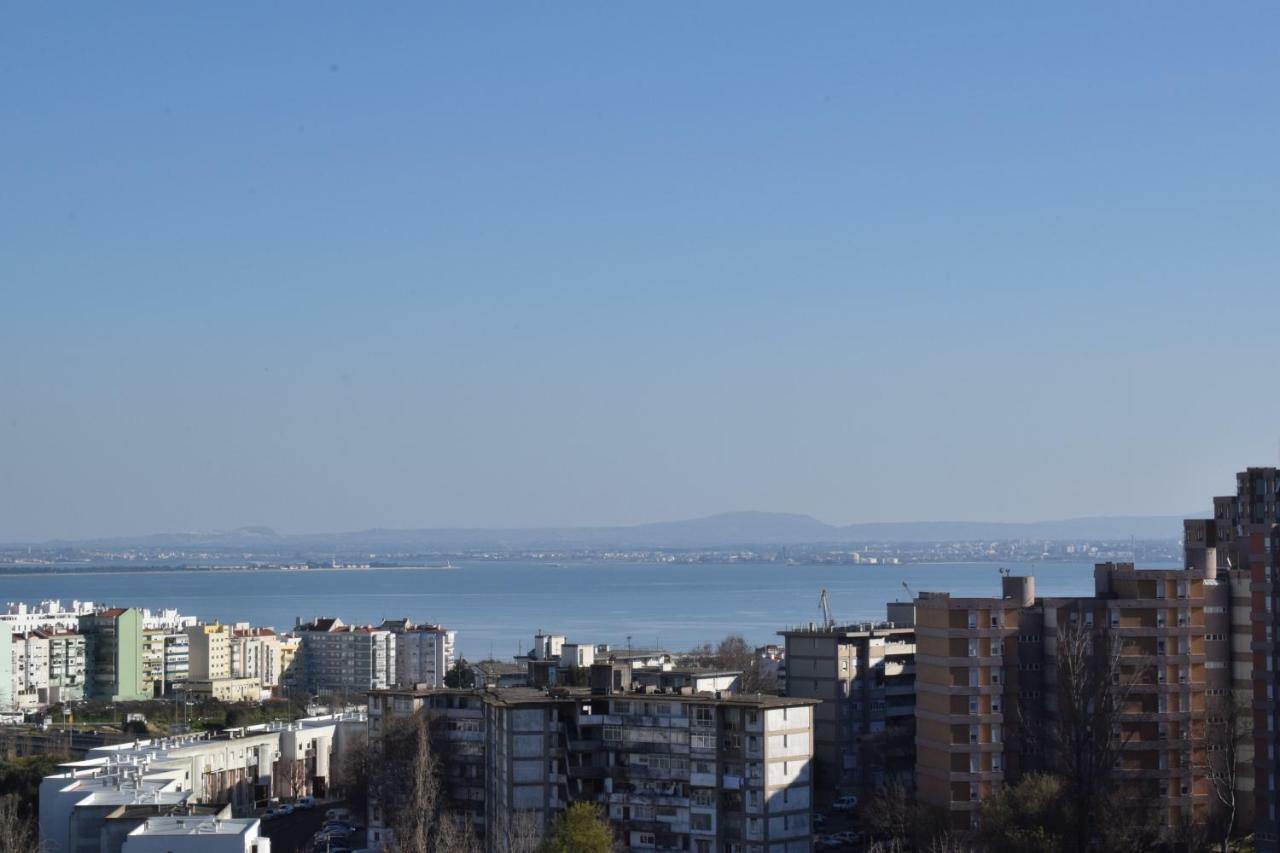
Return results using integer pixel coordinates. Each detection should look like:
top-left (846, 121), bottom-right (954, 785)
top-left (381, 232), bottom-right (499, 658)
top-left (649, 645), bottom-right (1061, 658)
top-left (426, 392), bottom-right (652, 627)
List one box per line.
top-left (40, 712), bottom-right (365, 853)
top-left (296, 617), bottom-right (395, 695)
top-left (79, 608), bottom-right (149, 702)
top-left (367, 666), bottom-right (818, 853)
top-left (380, 619), bottom-right (456, 688)
top-left (914, 576), bottom-right (1035, 829)
top-left (913, 558), bottom-right (1253, 834)
top-left (780, 602), bottom-right (916, 794)
top-left (1191, 467), bottom-right (1278, 850)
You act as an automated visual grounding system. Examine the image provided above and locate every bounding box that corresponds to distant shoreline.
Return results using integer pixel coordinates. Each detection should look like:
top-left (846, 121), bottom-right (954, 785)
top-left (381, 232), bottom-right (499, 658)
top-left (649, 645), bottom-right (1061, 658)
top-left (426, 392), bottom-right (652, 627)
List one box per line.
top-left (0, 564), bottom-right (461, 579)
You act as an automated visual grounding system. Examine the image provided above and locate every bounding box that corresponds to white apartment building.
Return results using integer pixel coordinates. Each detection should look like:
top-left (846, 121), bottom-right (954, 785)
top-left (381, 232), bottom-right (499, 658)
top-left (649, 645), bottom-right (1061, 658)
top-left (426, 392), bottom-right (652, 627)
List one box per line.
top-left (229, 627), bottom-right (290, 689)
top-left (121, 816), bottom-right (270, 853)
top-left (1, 600), bottom-right (97, 634)
top-left (379, 619), bottom-right (455, 688)
top-left (40, 712), bottom-right (365, 853)
top-left (141, 608), bottom-right (198, 632)
top-left (12, 631), bottom-right (51, 710)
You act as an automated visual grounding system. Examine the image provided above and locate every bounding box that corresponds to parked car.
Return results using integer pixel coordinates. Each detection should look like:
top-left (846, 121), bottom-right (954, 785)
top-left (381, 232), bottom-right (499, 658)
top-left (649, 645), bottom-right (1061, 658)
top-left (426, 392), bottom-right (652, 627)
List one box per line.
top-left (262, 808), bottom-right (278, 821)
top-left (277, 804), bottom-right (295, 817)
top-left (297, 795), bottom-right (317, 809)
top-left (832, 795), bottom-right (858, 812)
top-left (813, 813), bottom-right (827, 827)
top-left (833, 830), bottom-right (862, 844)
top-left (325, 807), bottom-right (353, 822)
top-left (815, 836), bottom-right (843, 850)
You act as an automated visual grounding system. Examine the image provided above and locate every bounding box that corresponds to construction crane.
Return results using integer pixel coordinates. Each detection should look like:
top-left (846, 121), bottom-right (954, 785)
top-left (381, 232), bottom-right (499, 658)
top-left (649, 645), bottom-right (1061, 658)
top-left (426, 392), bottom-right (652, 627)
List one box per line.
top-left (901, 580), bottom-right (915, 601)
top-left (819, 589), bottom-right (836, 631)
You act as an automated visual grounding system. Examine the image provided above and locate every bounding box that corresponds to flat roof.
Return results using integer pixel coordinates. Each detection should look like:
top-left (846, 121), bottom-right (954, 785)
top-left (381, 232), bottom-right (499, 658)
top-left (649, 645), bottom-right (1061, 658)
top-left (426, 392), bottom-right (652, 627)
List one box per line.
top-left (369, 685), bottom-right (819, 709)
top-left (130, 816), bottom-right (257, 836)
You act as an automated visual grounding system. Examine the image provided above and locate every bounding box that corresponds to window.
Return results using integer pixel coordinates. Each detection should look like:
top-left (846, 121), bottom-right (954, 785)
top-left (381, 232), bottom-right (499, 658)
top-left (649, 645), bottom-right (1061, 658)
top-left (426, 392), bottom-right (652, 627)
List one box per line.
top-left (603, 726), bottom-right (622, 741)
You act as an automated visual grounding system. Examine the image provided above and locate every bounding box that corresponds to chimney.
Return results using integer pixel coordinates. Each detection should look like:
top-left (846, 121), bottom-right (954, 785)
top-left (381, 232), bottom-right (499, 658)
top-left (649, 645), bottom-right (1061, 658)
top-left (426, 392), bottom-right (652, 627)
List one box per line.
top-left (1001, 576), bottom-right (1034, 607)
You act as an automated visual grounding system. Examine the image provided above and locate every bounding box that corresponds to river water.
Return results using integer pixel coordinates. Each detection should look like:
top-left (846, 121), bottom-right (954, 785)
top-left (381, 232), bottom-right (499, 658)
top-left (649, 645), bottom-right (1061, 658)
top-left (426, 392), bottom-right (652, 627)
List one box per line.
top-left (0, 559), bottom-right (1172, 659)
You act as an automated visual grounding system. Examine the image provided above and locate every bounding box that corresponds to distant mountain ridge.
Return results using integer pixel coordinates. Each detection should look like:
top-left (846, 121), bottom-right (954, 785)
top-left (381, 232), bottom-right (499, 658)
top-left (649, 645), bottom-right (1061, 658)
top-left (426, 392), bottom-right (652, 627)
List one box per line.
top-left (22, 511), bottom-right (1200, 551)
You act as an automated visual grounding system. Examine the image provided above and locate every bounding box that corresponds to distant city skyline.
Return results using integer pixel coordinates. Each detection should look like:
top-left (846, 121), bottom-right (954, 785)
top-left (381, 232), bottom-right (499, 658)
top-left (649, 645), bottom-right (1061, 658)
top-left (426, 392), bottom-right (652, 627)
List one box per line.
top-left (3, 4), bottom-right (1279, 541)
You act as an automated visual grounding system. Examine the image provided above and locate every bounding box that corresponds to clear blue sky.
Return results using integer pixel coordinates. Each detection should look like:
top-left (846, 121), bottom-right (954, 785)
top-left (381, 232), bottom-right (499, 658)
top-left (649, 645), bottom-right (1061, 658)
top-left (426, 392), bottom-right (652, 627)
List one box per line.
top-left (2, 4), bottom-right (1278, 542)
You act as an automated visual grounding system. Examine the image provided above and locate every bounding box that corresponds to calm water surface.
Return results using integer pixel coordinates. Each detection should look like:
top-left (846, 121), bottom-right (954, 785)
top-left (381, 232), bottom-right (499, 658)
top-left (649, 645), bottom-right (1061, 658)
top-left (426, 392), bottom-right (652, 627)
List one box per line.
top-left (0, 560), bottom-right (1172, 659)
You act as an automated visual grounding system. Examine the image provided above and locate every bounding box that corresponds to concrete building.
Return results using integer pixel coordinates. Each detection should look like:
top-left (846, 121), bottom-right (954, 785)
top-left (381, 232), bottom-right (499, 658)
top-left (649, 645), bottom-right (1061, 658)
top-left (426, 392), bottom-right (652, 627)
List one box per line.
top-left (186, 678), bottom-right (262, 703)
top-left (296, 617), bottom-right (395, 695)
top-left (630, 668), bottom-right (742, 694)
top-left (140, 608), bottom-right (199, 632)
top-left (187, 624), bottom-right (233, 681)
top-left (1189, 467), bottom-right (1276, 849)
top-left (913, 576), bottom-right (1039, 830)
top-left (366, 664), bottom-right (818, 853)
top-left (379, 619), bottom-right (456, 688)
top-left (141, 630), bottom-right (190, 697)
top-left (780, 603), bottom-right (916, 795)
top-left (40, 712), bottom-right (365, 853)
top-left (121, 816), bottom-right (270, 853)
top-left (913, 560), bottom-right (1252, 833)
top-left (228, 627), bottom-right (286, 688)
top-left (46, 630), bottom-right (88, 705)
top-left (79, 608), bottom-right (149, 702)
top-left (1, 600), bottom-right (97, 634)
top-left (12, 630), bottom-right (51, 711)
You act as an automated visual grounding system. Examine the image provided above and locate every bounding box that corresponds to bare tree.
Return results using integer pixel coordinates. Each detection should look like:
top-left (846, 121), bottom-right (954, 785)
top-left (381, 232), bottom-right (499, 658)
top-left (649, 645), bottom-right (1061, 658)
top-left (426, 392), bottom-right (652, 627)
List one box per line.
top-left (391, 719), bottom-right (441, 853)
top-left (493, 808), bottom-right (545, 853)
top-left (1051, 613), bottom-right (1148, 853)
top-left (1200, 693), bottom-right (1253, 853)
top-left (370, 711), bottom-right (481, 853)
top-left (0, 794), bottom-right (42, 853)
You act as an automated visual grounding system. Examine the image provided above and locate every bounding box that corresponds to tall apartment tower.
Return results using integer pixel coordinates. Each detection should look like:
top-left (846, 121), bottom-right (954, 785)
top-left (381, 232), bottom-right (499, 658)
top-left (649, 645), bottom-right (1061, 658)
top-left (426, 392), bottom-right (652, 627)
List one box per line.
top-left (914, 576), bottom-right (1037, 830)
top-left (78, 607), bottom-right (149, 701)
top-left (1189, 467), bottom-right (1277, 849)
top-left (914, 558), bottom-right (1253, 833)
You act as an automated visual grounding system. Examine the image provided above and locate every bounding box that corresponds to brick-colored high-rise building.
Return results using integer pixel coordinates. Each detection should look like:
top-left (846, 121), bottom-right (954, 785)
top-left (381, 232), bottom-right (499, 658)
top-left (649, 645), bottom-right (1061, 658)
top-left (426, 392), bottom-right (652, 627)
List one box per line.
top-left (913, 576), bottom-right (1037, 829)
top-left (914, 556), bottom-right (1254, 832)
top-left (1189, 467), bottom-right (1276, 849)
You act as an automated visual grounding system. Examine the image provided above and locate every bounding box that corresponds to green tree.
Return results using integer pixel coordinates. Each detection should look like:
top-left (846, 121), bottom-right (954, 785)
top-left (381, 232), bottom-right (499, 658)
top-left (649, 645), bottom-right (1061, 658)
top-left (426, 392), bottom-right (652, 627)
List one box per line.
top-left (979, 772), bottom-right (1068, 853)
top-left (538, 803), bottom-right (614, 853)
top-left (445, 659), bottom-right (476, 688)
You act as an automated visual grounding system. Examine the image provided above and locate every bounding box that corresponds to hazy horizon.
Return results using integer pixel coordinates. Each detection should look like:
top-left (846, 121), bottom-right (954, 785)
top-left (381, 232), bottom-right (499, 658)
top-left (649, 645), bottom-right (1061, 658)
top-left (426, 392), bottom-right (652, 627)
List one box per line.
top-left (3, 507), bottom-right (1211, 547)
top-left (4, 4), bottom-right (1279, 542)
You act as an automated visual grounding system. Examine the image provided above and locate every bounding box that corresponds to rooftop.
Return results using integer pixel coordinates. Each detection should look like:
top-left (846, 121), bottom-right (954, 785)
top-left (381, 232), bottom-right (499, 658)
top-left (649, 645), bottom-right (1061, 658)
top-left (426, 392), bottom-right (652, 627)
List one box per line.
top-left (130, 816), bottom-right (258, 837)
top-left (369, 684), bottom-right (819, 710)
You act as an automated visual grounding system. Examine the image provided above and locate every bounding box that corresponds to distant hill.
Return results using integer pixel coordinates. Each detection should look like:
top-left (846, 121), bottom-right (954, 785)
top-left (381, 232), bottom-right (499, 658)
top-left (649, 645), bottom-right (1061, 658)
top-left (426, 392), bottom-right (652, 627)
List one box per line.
top-left (24, 511), bottom-right (1199, 551)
